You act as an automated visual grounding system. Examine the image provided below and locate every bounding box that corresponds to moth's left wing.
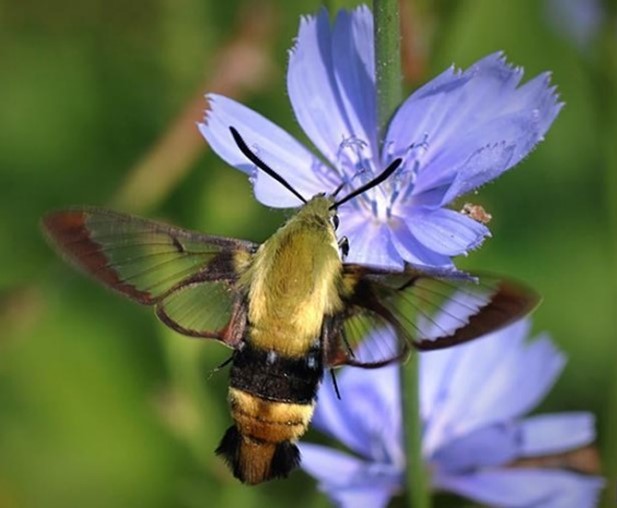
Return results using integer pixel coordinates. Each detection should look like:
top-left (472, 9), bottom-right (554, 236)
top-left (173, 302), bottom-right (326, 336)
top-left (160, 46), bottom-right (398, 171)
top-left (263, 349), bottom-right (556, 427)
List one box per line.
top-left (324, 264), bottom-right (540, 368)
top-left (42, 207), bottom-right (257, 343)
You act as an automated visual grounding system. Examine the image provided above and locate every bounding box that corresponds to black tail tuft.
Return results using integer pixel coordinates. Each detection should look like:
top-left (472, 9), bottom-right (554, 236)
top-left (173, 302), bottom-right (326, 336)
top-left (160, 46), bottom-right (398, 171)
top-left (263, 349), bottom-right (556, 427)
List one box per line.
top-left (215, 426), bottom-right (301, 484)
top-left (270, 440), bottom-right (301, 478)
top-left (215, 425), bottom-right (243, 476)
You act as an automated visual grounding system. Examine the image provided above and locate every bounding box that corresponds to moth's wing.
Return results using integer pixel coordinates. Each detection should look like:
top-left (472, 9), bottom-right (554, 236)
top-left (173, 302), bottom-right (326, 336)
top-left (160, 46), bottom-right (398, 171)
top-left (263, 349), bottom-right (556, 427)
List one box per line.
top-left (323, 303), bottom-right (403, 369)
top-left (325, 264), bottom-right (540, 368)
top-left (155, 281), bottom-right (248, 342)
top-left (42, 207), bottom-right (257, 343)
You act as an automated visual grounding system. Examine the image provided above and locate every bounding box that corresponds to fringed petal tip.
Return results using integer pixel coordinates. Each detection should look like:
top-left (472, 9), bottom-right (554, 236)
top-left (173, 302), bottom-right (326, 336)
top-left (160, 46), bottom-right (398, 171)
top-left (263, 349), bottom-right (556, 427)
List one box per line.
top-left (201, 93), bottom-right (215, 124)
top-left (387, 51), bottom-right (562, 210)
top-left (470, 50), bottom-right (522, 76)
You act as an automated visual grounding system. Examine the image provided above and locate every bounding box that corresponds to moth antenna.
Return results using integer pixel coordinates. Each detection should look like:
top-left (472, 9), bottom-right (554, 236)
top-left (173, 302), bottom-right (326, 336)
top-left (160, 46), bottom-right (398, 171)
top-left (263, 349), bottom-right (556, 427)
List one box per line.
top-left (330, 158), bottom-right (402, 209)
top-left (331, 180), bottom-right (346, 198)
top-left (229, 127), bottom-right (307, 204)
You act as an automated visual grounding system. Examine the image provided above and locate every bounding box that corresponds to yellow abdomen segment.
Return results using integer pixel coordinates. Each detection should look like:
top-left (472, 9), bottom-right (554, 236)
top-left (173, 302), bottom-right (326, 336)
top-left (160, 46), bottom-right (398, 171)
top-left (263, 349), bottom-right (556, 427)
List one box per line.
top-left (229, 387), bottom-right (314, 442)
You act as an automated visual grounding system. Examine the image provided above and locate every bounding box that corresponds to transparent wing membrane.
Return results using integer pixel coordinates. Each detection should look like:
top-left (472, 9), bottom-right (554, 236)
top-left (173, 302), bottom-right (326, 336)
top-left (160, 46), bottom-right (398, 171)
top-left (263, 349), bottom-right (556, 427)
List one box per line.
top-left (42, 207), bottom-right (256, 341)
top-left (328, 265), bottom-right (539, 367)
top-left (377, 274), bottom-right (499, 343)
top-left (341, 312), bottom-right (403, 367)
top-left (156, 281), bottom-right (237, 338)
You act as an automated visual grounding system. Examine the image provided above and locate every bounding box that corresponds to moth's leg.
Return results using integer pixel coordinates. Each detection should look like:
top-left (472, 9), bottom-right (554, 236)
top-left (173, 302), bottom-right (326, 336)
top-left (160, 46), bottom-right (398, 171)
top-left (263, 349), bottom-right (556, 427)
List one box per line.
top-left (321, 315), bottom-right (349, 367)
top-left (338, 236), bottom-right (349, 258)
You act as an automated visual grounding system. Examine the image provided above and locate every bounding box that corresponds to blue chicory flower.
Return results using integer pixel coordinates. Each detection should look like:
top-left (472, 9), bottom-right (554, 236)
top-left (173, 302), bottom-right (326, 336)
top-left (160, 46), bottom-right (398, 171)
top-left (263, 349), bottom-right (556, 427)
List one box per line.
top-left (199, 6), bottom-right (562, 270)
top-left (300, 319), bottom-right (603, 507)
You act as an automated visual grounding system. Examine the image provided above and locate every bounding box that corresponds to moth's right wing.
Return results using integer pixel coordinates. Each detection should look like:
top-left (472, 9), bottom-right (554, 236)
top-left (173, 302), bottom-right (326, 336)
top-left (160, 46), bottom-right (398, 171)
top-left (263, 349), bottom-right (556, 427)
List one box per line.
top-left (324, 264), bottom-right (540, 368)
top-left (42, 207), bottom-right (257, 345)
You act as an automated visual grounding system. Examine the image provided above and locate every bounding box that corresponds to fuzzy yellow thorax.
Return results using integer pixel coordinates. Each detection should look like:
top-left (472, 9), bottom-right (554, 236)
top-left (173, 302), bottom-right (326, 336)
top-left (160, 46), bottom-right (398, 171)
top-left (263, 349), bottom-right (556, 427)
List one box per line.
top-left (241, 196), bottom-right (343, 357)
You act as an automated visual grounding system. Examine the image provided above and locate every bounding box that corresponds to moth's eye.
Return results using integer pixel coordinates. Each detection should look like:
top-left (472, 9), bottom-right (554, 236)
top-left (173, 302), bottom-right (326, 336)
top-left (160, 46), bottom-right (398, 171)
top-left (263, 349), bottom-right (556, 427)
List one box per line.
top-left (331, 215), bottom-right (340, 230)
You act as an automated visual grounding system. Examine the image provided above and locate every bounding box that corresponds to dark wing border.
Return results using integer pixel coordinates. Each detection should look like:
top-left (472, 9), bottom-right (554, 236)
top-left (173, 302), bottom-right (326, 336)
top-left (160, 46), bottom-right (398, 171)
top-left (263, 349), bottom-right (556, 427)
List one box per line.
top-left (41, 206), bottom-right (257, 305)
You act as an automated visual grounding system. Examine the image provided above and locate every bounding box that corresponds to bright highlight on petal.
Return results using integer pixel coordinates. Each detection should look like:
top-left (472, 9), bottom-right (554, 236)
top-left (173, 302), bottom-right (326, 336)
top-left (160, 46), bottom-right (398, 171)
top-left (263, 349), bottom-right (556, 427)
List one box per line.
top-left (200, 7), bottom-right (561, 270)
top-left (300, 316), bottom-right (603, 507)
top-left (288, 7), bottom-right (378, 168)
top-left (200, 94), bottom-right (333, 208)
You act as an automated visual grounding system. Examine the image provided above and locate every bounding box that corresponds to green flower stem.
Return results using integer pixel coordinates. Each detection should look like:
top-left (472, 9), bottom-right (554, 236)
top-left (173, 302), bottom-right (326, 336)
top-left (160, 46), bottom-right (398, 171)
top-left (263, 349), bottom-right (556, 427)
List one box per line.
top-left (373, 1), bottom-right (431, 507)
top-left (401, 353), bottom-right (431, 508)
top-left (373, 0), bottom-right (403, 140)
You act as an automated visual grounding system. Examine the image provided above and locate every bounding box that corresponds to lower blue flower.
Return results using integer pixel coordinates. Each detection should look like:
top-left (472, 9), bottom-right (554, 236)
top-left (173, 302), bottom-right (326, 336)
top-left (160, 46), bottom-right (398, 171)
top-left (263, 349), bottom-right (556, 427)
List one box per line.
top-left (300, 319), bottom-right (603, 507)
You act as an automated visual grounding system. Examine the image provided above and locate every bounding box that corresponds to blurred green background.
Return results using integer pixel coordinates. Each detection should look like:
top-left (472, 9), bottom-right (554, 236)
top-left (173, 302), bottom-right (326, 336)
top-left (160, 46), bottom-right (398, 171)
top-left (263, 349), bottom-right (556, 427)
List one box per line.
top-left (1, 0), bottom-right (616, 507)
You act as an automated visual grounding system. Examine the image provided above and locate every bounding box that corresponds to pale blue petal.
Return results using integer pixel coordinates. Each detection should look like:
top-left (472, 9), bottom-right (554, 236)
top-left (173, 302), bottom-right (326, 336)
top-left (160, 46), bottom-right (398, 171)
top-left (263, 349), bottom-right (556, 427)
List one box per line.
top-left (420, 344), bottom-right (458, 422)
top-left (425, 335), bottom-right (566, 456)
top-left (338, 362), bottom-right (403, 465)
top-left (313, 361), bottom-right (402, 464)
top-left (324, 487), bottom-right (396, 508)
top-left (341, 342), bottom-right (401, 415)
top-left (443, 332), bottom-right (565, 445)
top-left (502, 72), bottom-right (562, 134)
top-left (417, 284), bottom-right (499, 412)
top-left (422, 319), bottom-right (530, 438)
top-left (433, 412), bottom-right (596, 474)
top-left (288, 8), bottom-right (377, 168)
top-left (199, 94), bottom-right (333, 207)
top-left (385, 53), bottom-right (523, 163)
top-left (385, 52), bottom-right (560, 205)
top-left (434, 469), bottom-right (604, 508)
top-left (437, 108), bottom-right (560, 204)
top-left (423, 319), bottom-right (556, 455)
top-left (520, 412), bottom-right (596, 456)
top-left (431, 423), bottom-right (518, 473)
top-left (415, 107), bottom-right (558, 204)
top-left (311, 368), bottom-right (376, 457)
top-left (300, 444), bottom-right (369, 485)
top-left (401, 206), bottom-right (490, 256)
top-left (388, 214), bottom-right (454, 267)
top-left (331, 6), bottom-right (378, 158)
top-left (337, 208), bottom-right (404, 269)
top-left (433, 134), bottom-right (518, 204)
top-left (300, 444), bottom-right (400, 508)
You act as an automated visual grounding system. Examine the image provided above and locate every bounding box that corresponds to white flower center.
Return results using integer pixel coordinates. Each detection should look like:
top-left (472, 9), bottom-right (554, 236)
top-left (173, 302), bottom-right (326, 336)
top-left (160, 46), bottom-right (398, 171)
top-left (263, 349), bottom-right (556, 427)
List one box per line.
top-left (334, 134), bottom-right (430, 221)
